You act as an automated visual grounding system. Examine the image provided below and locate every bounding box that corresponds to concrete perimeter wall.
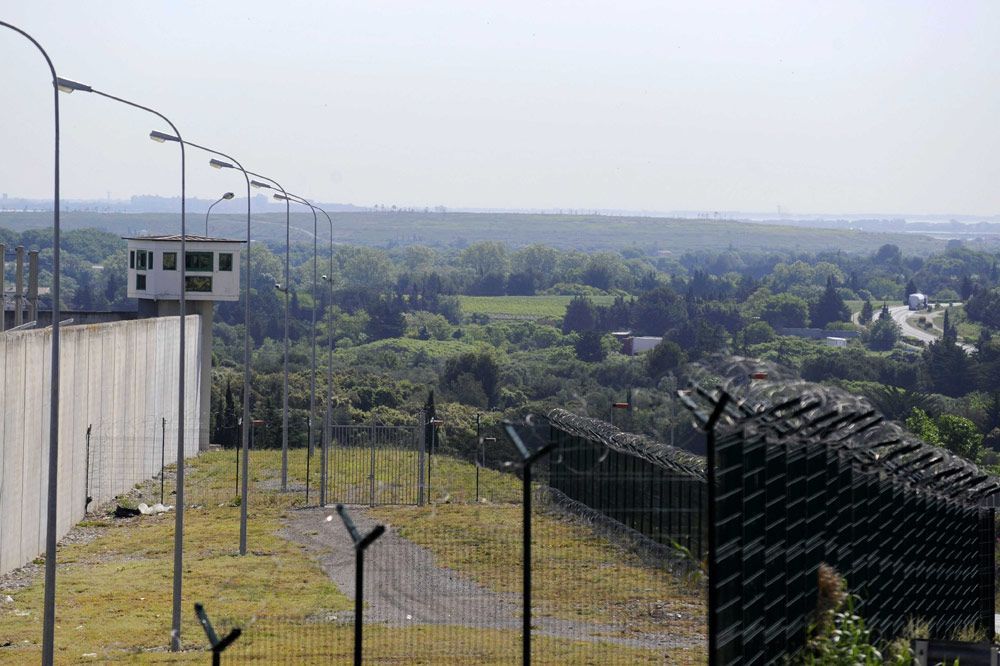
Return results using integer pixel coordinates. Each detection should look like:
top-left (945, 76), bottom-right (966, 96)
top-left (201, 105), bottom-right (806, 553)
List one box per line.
top-left (0, 315), bottom-right (202, 576)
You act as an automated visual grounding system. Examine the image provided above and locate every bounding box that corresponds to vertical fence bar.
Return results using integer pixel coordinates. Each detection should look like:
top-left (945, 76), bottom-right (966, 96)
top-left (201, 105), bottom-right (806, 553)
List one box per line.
top-left (475, 413), bottom-right (481, 503)
top-left (522, 453), bottom-right (534, 665)
top-left (235, 440), bottom-right (240, 500)
top-left (705, 394), bottom-right (731, 666)
top-left (84, 425), bottom-right (92, 513)
top-left (159, 418), bottom-right (166, 505)
top-left (417, 414), bottom-right (426, 506)
top-left (369, 418), bottom-right (376, 507)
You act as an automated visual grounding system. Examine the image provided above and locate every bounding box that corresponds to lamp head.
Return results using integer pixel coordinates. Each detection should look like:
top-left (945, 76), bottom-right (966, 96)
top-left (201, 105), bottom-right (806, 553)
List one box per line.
top-left (55, 77), bottom-right (92, 94)
top-left (250, 180), bottom-right (273, 190)
top-left (273, 194), bottom-right (289, 201)
top-left (209, 159), bottom-right (234, 170)
top-left (222, 192), bottom-right (235, 200)
top-left (149, 130), bottom-right (180, 143)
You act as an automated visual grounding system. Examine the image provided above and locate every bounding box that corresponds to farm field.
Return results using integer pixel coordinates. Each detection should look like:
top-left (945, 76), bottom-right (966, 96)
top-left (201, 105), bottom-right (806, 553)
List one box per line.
top-left (459, 294), bottom-right (619, 320)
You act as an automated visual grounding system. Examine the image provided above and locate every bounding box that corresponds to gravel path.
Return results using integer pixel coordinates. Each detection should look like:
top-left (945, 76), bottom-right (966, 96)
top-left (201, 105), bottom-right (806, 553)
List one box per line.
top-left (281, 506), bottom-right (703, 651)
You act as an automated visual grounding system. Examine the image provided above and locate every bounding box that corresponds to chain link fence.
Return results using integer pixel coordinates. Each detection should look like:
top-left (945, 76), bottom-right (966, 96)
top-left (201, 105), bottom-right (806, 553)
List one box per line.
top-left (0, 408), bottom-right (708, 663)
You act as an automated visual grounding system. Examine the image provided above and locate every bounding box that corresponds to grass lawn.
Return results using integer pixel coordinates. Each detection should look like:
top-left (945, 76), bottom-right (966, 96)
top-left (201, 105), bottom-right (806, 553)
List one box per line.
top-left (0, 450), bottom-right (349, 663)
top-left (0, 449), bottom-right (700, 663)
top-left (844, 299), bottom-right (866, 315)
top-left (458, 295), bottom-right (619, 320)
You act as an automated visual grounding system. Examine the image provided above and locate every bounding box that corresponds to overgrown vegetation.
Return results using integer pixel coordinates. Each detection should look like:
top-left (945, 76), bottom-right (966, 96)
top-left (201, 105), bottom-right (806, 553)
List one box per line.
top-left (797, 565), bottom-right (912, 666)
top-left (5, 219), bottom-right (1000, 477)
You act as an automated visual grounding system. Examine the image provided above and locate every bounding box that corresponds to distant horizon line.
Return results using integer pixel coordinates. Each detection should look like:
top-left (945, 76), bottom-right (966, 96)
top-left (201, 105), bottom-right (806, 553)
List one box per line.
top-left (0, 193), bottom-right (997, 223)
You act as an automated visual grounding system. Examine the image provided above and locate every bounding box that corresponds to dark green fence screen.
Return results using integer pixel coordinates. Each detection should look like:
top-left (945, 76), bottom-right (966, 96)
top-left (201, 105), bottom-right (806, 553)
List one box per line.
top-left (547, 409), bottom-right (708, 559)
top-left (682, 378), bottom-right (997, 666)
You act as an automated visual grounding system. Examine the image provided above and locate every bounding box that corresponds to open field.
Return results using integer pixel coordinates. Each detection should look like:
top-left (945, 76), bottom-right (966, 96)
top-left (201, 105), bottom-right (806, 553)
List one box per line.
top-left (0, 448), bottom-right (704, 663)
top-left (459, 294), bottom-right (619, 320)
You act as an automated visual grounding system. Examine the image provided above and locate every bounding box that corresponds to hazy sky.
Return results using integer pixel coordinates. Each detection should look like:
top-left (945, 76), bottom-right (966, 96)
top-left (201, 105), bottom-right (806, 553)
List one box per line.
top-left (1, 1), bottom-right (998, 215)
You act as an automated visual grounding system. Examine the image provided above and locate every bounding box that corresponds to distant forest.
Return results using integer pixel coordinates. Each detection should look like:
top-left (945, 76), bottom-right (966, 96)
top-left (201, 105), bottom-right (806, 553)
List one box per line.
top-left (3, 209), bottom-right (988, 255)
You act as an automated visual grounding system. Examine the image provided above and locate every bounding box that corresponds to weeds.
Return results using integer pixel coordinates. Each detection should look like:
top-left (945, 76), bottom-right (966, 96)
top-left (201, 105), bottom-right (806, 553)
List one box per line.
top-left (796, 564), bottom-right (912, 666)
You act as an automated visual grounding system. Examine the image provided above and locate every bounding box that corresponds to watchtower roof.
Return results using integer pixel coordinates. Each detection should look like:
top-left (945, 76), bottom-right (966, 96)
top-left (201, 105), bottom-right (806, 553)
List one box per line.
top-left (123, 234), bottom-right (244, 243)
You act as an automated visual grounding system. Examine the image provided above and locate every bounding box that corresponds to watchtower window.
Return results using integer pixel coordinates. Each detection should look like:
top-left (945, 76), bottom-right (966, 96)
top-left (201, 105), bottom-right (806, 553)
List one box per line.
top-left (219, 253), bottom-right (233, 271)
top-left (185, 251), bottom-right (214, 272)
top-left (163, 252), bottom-right (177, 270)
top-left (185, 275), bottom-right (213, 292)
top-left (136, 250), bottom-right (152, 270)
top-left (136, 274), bottom-right (146, 290)
top-left (129, 250), bottom-right (135, 269)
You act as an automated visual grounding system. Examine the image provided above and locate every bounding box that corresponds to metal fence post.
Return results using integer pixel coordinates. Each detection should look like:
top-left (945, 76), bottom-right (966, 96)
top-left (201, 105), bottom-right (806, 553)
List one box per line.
top-left (306, 418), bottom-right (312, 505)
top-left (320, 408), bottom-right (329, 508)
top-left (335, 504), bottom-right (386, 666)
top-left (194, 603), bottom-right (241, 666)
top-left (503, 422), bottom-right (554, 666)
top-left (417, 411), bottom-right (426, 506)
top-left (475, 413), bottom-right (481, 503)
top-left (704, 393), bottom-right (731, 666)
top-left (84, 425), bottom-right (92, 513)
top-left (369, 417), bottom-right (376, 507)
top-left (160, 417), bottom-right (166, 506)
top-left (235, 436), bottom-right (240, 499)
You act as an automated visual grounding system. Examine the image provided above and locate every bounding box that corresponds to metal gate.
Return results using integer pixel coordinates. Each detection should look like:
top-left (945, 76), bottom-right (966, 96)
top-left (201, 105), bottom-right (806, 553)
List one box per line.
top-left (324, 424), bottom-right (422, 506)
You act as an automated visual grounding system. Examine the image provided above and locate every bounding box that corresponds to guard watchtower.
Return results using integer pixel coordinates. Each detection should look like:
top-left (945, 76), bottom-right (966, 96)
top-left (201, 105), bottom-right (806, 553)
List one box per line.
top-left (125, 234), bottom-right (245, 450)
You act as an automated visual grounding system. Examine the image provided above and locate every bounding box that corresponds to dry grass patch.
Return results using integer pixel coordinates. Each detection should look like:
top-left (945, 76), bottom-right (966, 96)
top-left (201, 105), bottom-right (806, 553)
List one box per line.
top-left (371, 503), bottom-right (706, 638)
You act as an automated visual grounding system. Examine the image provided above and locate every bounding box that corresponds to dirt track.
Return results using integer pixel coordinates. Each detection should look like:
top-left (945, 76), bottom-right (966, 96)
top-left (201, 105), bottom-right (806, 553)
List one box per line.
top-left (281, 506), bottom-right (703, 651)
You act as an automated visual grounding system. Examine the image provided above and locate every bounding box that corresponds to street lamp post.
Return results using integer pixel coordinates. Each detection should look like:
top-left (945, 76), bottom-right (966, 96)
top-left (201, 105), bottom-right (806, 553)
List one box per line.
top-left (1, 22), bottom-right (62, 666)
top-left (239, 176), bottom-right (292, 492)
top-left (149, 134), bottom-right (253, 557)
top-left (246, 177), bottom-right (291, 491)
top-left (311, 205), bottom-right (336, 508)
top-left (57, 76), bottom-right (188, 652)
top-left (274, 193), bottom-right (335, 506)
top-left (277, 196), bottom-right (316, 500)
top-left (205, 191), bottom-right (234, 236)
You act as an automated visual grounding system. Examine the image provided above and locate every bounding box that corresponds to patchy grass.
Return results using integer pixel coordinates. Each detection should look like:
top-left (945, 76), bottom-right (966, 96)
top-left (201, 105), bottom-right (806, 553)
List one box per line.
top-left (223, 623), bottom-right (683, 664)
top-left (0, 450), bottom-right (350, 663)
top-left (371, 503), bottom-right (706, 639)
top-left (0, 450), bottom-right (695, 663)
top-left (324, 446), bottom-right (522, 505)
top-left (458, 295), bottom-right (618, 320)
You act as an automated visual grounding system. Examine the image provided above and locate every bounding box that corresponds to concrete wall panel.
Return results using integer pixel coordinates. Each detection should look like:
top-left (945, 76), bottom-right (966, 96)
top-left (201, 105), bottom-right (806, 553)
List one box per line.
top-left (0, 315), bottom-right (203, 576)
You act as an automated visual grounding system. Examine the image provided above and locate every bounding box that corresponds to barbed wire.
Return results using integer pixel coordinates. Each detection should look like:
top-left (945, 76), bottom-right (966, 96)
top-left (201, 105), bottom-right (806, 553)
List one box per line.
top-left (679, 356), bottom-right (1000, 505)
top-left (547, 408), bottom-right (706, 480)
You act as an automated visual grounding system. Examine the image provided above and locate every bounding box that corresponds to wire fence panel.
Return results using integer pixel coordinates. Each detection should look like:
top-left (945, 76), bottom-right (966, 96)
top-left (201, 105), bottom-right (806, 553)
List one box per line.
top-left (1, 411), bottom-right (709, 663)
top-left (324, 424), bottom-right (420, 506)
top-left (527, 489), bottom-right (707, 664)
top-left (547, 409), bottom-right (708, 560)
top-left (681, 379), bottom-right (998, 666)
